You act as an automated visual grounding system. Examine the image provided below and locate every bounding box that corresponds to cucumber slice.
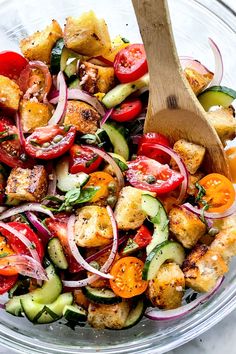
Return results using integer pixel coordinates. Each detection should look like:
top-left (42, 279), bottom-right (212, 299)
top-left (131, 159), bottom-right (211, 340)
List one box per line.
top-left (122, 238), bottom-right (139, 256)
top-left (102, 122), bottom-right (129, 160)
top-left (198, 86), bottom-right (236, 111)
top-left (64, 58), bottom-right (78, 78)
top-left (83, 286), bottom-right (122, 304)
top-left (21, 292), bottom-right (73, 324)
top-left (50, 38), bottom-right (64, 74)
top-left (47, 238), bottom-right (68, 270)
top-left (122, 299), bottom-right (145, 329)
top-left (56, 157), bottom-right (89, 192)
top-left (141, 194), bottom-right (169, 254)
top-left (102, 73), bottom-right (149, 108)
top-left (143, 240), bottom-right (185, 280)
top-left (63, 304), bottom-right (87, 322)
top-left (69, 78), bottom-right (80, 89)
top-left (5, 296), bottom-right (25, 316)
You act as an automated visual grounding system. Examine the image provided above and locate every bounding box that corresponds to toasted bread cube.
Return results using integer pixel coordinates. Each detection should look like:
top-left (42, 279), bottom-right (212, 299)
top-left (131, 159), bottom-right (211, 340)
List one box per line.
top-left (74, 206), bottom-right (113, 247)
top-left (172, 139), bottom-right (206, 174)
top-left (207, 108), bottom-right (236, 143)
top-left (88, 301), bottom-right (130, 329)
top-left (74, 289), bottom-right (90, 310)
top-left (6, 166), bottom-right (48, 202)
top-left (184, 68), bottom-right (213, 95)
top-left (0, 75), bottom-right (21, 111)
top-left (146, 263), bottom-right (185, 309)
top-left (79, 61), bottom-right (115, 94)
top-left (187, 171), bottom-right (204, 195)
top-left (114, 187), bottom-right (154, 230)
top-left (169, 206), bottom-right (206, 249)
top-left (20, 20), bottom-right (62, 64)
top-left (19, 99), bottom-right (52, 133)
top-left (64, 100), bottom-right (100, 134)
top-left (183, 244), bottom-right (228, 292)
top-left (64, 12), bottom-right (111, 56)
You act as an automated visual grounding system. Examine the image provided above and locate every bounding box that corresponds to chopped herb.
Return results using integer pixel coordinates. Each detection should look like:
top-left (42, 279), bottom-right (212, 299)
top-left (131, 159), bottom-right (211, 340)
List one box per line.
top-left (0, 252), bottom-right (10, 258)
top-left (85, 155), bottom-right (98, 168)
top-left (199, 204), bottom-right (210, 225)
top-left (30, 242), bottom-right (36, 250)
top-left (0, 134), bottom-right (17, 143)
top-left (113, 157), bottom-right (128, 172)
top-left (195, 182), bottom-right (206, 203)
top-left (121, 37), bottom-right (130, 43)
top-left (30, 139), bottom-right (41, 147)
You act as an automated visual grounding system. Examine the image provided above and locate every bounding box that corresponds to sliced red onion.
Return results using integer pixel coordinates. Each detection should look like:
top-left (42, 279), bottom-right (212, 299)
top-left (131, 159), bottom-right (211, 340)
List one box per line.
top-left (43, 169), bottom-right (57, 206)
top-left (0, 254), bottom-right (47, 280)
top-left (131, 134), bottom-right (142, 145)
top-left (140, 143), bottom-right (189, 204)
top-left (67, 214), bottom-right (113, 279)
top-left (48, 71), bottom-right (68, 125)
top-left (63, 206), bottom-right (119, 288)
top-left (183, 201), bottom-right (236, 219)
top-left (0, 222), bottom-right (40, 262)
top-left (100, 108), bottom-right (114, 127)
top-left (15, 112), bottom-right (25, 147)
top-left (0, 206), bottom-right (7, 213)
top-left (180, 56), bottom-right (212, 75)
top-left (208, 38), bottom-right (223, 87)
top-left (145, 276), bottom-right (223, 321)
top-left (25, 212), bottom-right (51, 245)
top-left (0, 203), bottom-right (54, 220)
top-left (81, 145), bottom-right (124, 191)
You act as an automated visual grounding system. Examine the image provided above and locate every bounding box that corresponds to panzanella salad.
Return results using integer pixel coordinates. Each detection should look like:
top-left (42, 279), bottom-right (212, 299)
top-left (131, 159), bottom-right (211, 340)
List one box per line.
top-left (0, 11), bottom-right (236, 329)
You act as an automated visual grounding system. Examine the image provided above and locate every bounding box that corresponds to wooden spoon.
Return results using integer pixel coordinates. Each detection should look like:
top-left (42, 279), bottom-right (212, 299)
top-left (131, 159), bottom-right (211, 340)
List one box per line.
top-left (132, 0), bottom-right (230, 177)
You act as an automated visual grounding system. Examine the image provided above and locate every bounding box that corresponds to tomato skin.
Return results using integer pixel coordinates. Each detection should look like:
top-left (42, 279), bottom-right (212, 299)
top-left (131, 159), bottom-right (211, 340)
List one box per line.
top-left (109, 256), bottom-right (148, 298)
top-left (138, 133), bottom-right (171, 164)
top-left (0, 51), bottom-right (28, 80)
top-left (197, 173), bottom-right (235, 213)
top-left (0, 274), bottom-right (18, 295)
top-left (114, 44), bottom-right (148, 83)
top-left (126, 156), bottom-right (184, 195)
top-left (85, 171), bottom-right (117, 203)
top-left (0, 236), bottom-right (17, 276)
top-left (69, 145), bottom-right (102, 174)
top-left (226, 147), bottom-right (236, 184)
top-left (25, 125), bottom-right (76, 160)
top-left (133, 225), bottom-right (152, 248)
top-left (111, 99), bottom-right (142, 122)
top-left (0, 222), bottom-right (44, 261)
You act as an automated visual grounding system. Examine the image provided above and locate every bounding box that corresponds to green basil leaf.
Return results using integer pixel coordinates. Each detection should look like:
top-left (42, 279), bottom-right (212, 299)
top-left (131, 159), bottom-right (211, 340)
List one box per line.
top-left (75, 187), bottom-right (100, 204)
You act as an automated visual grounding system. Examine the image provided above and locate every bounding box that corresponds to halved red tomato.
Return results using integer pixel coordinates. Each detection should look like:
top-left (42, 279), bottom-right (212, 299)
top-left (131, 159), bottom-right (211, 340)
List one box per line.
top-left (0, 274), bottom-right (18, 295)
top-left (111, 99), bottom-right (142, 122)
top-left (25, 125), bottom-right (76, 160)
top-left (138, 133), bottom-right (171, 164)
top-left (126, 156), bottom-right (184, 195)
top-left (114, 44), bottom-right (148, 83)
top-left (69, 144), bottom-right (102, 174)
top-left (133, 225), bottom-right (152, 248)
top-left (0, 51), bottom-right (28, 80)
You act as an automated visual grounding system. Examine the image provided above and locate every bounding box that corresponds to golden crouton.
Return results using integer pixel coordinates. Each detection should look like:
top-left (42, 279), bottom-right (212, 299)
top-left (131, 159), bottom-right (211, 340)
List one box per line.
top-left (184, 68), bottom-right (213, 95)
top-left (172, 139), bottom-right (206, 174)
top-left (210, 221), bottom-right (236, 263)
top-left (114, 187), bottom-right (148, 230)
top-left (74, 206), bottom-right (113, 247)
top-left (79, 61), bottom-right (115, 94)
top-left (169, 206), bottom-right (206, 249)
top-left (64, 12), bottom-right (111, 56)
top-left (6, 166), bottom-right (48, 202)
top-left (74, 289), bottom-right (90, 310)
top-left (0, 75), bottom-right (21, 111)
top-left (207, 108), bottom-right (236, 144)
top-left (88, 301), bottom-right (130, 329)
top-left (19, 99), bottom-right (52, 133)
top-left (146, 263), bottom-right (185, 309)
top-left (20, 20), bottom-right (63, 64)
top-left (64, 100), bottom-right (100, 134)
top-left (183, 244), bottom-right (228, 292)
top-left (187, 171), bottom-right (204, 196)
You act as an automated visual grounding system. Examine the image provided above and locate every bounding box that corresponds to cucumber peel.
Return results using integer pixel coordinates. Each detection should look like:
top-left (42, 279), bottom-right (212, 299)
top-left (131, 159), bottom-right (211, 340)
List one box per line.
top-left (198, 85), bottom-right (236, 111)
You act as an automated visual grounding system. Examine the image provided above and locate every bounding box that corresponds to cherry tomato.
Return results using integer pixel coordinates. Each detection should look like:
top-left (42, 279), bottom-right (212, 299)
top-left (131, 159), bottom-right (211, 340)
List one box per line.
top-left (69, 145), bottom-right (102, 174)
top-left (133, 225), bottom-right (152, 248)
top-left (0, 51), bottom-right (28, 80)
top-left (0, 236), bottom-right (17, 276)
top-left (45, 214), bottom-right (81, 273)
top-left (25, 125), bottom-right (76, 160)
top-left (85, 171), bottom-right (117, 203)
top-left (0, 166), bottom-right (6, 204)
top-left (0, 222), bottom-right (44, 261)
top-left (0, 274), bottom-right (18, 295)
top-left (114, 44), bottom-right (148, 83)
top-left (126, 156), bottom-right (184, 195)
top-left (226, 147), bottom-right (236, 184)
top-left (111, 99), bottom-right (142, 122)
top-left (138, 133), bottom-right (171, 164)
top-left (109, 256), bottom-right (148, 298)
top-left (196, 173), bottom-right (235, 213)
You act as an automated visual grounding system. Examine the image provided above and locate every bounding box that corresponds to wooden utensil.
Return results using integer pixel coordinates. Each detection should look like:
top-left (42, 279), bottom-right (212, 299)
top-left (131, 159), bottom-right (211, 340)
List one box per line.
top-left (132, 0), bottom-right (230, 177)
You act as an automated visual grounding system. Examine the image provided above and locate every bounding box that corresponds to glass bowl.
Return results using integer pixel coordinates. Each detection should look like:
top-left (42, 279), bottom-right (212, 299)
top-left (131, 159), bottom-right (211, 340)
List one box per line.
top-left (0, 0), bottom-right (236, 353)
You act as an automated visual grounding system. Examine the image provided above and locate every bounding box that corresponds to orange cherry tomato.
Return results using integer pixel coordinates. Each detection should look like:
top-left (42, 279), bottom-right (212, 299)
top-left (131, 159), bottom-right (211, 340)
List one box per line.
top-left (226, 147), bottom-right (236, 183)
top-left (0, 236), bottom-right (17, 276)
top-left (197, 173), bottom-right (235, 213)
top-left (109, 256), bottom-right (148, 298)
top-left (86, 171), bottom-right (117, 202)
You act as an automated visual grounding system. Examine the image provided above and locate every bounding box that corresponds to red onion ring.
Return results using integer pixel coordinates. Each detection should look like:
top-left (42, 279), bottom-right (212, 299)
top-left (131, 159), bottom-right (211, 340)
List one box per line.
top-left (0, 207), bottom-right (7, 213)
top-left (100, 108), bottom-right (114, 127)
top-left (183, 201), bottom-right (236, 219)
top-left (0, 254), bottom-right (47, 281)
top-left (0, 222), bottom-right (40, 262)
top-left (63, 205), bottom-right (118, 288)
top-left (140, 143), bottom-right (189, 204)
top-left (208, 38), bottom-right (223, 87)
top-left (67, 214), bottom-right (113, 279)
top-left (145, 276), bottom-right (223, 321)
top-left (25, 211), bottom-right (51, 245)
top-left (180, 56), bottom-right (212, 75)
top-left (48, 71), bottom-right (68, 125)
top-left (43, 169), bottom-right (57, 206)
top-left (15, 112), bottom-right (25, 147)
top-left (81, 145), bottom-right (124, 191)
top-left (0, 203), bottom-right (54, 221)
